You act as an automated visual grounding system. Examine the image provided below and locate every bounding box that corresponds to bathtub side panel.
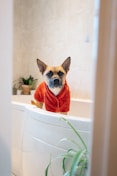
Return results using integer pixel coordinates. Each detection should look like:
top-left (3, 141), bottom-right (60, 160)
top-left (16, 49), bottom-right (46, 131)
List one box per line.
top-left (21, 107), bottom-right (91, 176)
top-left (12, 103), bottom-right (27, 176)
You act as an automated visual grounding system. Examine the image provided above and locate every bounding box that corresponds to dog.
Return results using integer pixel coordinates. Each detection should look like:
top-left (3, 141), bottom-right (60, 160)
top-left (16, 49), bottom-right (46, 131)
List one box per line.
top-left (31, 57), bottom-right (71, 114)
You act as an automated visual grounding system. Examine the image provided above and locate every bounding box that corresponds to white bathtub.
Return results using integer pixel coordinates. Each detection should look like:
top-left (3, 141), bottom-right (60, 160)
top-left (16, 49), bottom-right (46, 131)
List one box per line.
top-left (12, 95), bottom-right (92, 176)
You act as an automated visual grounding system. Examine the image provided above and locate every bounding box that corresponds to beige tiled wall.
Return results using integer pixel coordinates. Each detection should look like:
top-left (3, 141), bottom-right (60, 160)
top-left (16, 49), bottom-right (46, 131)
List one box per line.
top-left (13, 0), bottom-right (95, 99)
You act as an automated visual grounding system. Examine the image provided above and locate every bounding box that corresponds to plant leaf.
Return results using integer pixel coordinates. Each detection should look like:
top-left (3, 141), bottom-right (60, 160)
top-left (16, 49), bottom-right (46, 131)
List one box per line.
top-left (70, 149), bottom-right (86, 176)
top-left (45, 161), bottom-right (51, 176)
top-left (57, 137), bottom-right (82, 149)
top-left (61, 118), bottom-right (87, 150)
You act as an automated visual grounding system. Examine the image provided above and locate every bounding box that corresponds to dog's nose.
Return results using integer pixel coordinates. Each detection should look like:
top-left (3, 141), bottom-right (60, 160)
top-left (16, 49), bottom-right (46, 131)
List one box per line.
top-left (54, 78), bottom-right (59, 86)
top-left (49, 78), bottom-right (62, 88)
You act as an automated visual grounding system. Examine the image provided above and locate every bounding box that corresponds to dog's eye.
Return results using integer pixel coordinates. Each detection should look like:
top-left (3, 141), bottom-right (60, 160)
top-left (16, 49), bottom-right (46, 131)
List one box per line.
top-left (57, 71), bottom-right (64, 77)
top-left (46, 71), bottom-right (53, 78)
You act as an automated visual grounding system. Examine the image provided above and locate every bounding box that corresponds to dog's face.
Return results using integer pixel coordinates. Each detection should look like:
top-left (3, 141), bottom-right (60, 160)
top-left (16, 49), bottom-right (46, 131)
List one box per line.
top-left (36, 57), bottom-right (71, 95)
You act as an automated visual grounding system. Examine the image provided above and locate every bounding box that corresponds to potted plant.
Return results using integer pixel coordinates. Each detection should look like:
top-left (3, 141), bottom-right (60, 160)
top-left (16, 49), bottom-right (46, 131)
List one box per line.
top-left (45, 118), bottom-right (89, 176)
top-left (20, 75), bottom-right (38, 95)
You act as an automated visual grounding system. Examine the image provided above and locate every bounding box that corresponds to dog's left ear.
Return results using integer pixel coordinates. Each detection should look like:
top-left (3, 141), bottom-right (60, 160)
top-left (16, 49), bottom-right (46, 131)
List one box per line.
top-left (61, 57), bottom-right (71, 73)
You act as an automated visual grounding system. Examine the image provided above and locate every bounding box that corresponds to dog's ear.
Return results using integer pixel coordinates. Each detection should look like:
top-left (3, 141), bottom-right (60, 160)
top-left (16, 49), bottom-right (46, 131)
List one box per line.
top-left (61, 57), bottom-right (71, 73)
top-left (37, 59), bottom-right (47, 74)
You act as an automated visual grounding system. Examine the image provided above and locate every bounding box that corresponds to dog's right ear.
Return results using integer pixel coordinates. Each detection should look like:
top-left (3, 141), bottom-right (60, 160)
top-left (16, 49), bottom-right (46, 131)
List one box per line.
top-left (37, 59), bottom-right (47, 74)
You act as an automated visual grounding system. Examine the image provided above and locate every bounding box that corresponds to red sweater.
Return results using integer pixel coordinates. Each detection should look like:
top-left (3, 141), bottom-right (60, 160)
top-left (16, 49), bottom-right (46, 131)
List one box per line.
top-left (34, 81), bottom-right (70, 112)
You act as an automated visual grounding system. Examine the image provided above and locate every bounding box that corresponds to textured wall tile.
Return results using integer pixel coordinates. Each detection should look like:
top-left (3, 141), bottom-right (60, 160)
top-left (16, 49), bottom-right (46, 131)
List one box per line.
top-left (13, 0), bottom-right (95, 99)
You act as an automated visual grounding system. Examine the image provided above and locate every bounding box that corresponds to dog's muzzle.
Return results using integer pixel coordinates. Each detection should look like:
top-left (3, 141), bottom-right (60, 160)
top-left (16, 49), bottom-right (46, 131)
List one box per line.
top-left (49, 78), bottom-right (62, 88)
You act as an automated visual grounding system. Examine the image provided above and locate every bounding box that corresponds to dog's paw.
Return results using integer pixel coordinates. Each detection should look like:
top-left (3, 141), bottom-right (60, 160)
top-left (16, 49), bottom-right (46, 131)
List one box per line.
top-left (31, 100), bottom-right (36, 105)
top-left (31, 100), bottom-right (43, 109)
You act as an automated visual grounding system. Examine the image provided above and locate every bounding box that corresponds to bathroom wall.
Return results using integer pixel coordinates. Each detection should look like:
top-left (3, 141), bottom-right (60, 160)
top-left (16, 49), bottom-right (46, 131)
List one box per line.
top-left (13, 0), bottom-right (94, 99)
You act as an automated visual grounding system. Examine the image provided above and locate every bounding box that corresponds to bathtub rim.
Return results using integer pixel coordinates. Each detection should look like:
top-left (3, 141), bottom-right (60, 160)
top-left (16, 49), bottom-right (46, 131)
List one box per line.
top-left (12, 101), bottom-right (91, 122)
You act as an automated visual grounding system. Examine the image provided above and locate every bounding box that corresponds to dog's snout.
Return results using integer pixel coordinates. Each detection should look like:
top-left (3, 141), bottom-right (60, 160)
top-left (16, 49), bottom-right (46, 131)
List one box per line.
top-left (49, 78), bottom-right (62, 88)
top-left (54, 78), bottom-right (59, 85)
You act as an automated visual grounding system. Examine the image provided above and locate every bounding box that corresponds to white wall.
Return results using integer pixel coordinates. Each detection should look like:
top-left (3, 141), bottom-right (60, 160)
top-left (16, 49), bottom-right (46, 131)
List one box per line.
top-left (0, 0), bottom-right (13, 175)
top-left (13, 0), bottom-right (94, 99)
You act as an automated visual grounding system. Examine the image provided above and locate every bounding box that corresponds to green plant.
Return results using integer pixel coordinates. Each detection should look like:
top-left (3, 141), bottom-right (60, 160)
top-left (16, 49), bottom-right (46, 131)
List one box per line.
top-left (45, 118), bottom-right (88, 176)
top-left (20, 75), bottom-right (37, 86)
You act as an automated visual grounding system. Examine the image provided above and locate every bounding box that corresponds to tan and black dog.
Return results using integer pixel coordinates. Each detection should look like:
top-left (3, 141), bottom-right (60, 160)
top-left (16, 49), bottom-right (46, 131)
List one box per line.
top-left (31, 57), bottom-right (71, 114)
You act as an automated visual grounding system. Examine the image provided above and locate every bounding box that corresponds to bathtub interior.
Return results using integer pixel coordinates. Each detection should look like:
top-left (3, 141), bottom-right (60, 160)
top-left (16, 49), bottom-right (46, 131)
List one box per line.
top-left (12, 96), bottom-right (92, 176)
